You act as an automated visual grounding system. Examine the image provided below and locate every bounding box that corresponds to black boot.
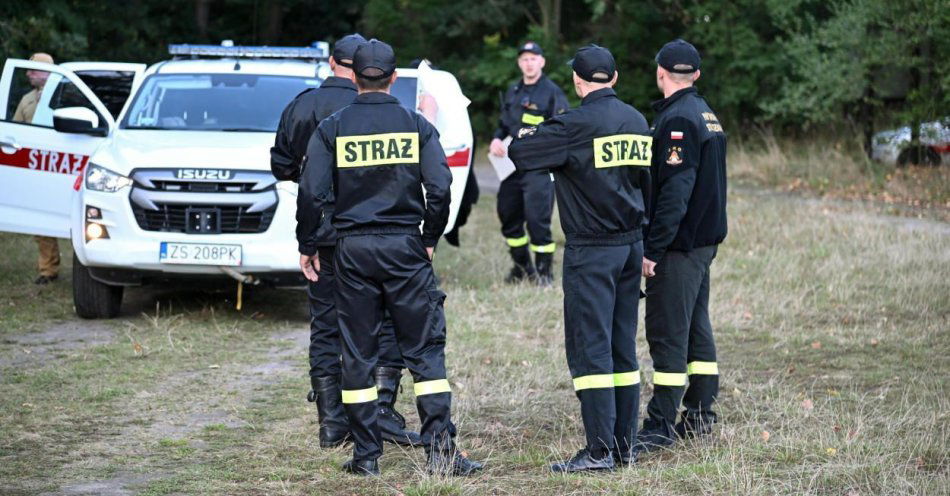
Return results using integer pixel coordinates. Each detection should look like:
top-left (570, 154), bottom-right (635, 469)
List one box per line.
top-left (550, 448), bottom-right (615, 473)
top-left (308, 375), bottom-right (351, 448)
top-left (504, 245), bottom-right (536, 283)
top-left (341, 458), bottom-right (380, 476)
top-left (374, 366), bottom-right (422, 447)
top-left (534, 252), bottom-right (554, 287)
top-left (634, 417), bottom-right (676, 454)
top-left (426, 446), bottom-right (484, 476)
top-left (674, 414), bottom-right (715, 439)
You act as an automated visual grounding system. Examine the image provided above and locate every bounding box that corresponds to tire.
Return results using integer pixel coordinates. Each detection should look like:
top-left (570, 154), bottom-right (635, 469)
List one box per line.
top-left (72, 253), bottom-right (123, 319)
top-left (896, 146), bottom-right (941, 167)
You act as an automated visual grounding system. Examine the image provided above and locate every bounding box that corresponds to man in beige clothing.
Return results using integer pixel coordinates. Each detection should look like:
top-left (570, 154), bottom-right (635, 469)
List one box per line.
top-left (13, 52), bottom-right (61, 284)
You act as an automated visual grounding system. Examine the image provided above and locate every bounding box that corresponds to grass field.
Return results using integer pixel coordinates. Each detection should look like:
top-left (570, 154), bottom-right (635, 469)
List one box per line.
top-left (0, 182), bottom-right (947, 495)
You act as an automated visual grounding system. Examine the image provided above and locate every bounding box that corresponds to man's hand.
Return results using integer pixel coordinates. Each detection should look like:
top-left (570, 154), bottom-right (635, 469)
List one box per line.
top-left (426, 247), bottom-right (434, 260)
top-left (300, 253), bottom-right (320, 282)
top-left (489, 138), bottom-right (506, 157)
top-left (642, 257), bottom-right (657, 278)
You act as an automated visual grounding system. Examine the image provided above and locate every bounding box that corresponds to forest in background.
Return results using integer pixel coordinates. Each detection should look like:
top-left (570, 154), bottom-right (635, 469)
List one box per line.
top-left (1, 0), bottom-right (947, 153)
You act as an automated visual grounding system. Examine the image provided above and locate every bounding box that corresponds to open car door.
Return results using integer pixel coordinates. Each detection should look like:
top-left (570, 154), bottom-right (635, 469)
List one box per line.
top-left (60, 62), bottom-right (146, 120)
top-left (0, 59), bottom-right (124, 238)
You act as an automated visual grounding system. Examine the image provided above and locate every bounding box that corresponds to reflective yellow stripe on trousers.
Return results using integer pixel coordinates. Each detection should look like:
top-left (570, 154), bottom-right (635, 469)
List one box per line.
top-left (414, 379), bottom-right (451, 396)
top-left (341, 386), bottom-right (378, 404)
top-left (506, 235), bottom-right (529, 248)
top-left (687, 361), bottom-right (719, 375)
top-left (530, 243), bottom-right (556, 253)
top-left (574, 371), bottom-right (640, 391)
top-left (653, 371), bottom-right (688, 387)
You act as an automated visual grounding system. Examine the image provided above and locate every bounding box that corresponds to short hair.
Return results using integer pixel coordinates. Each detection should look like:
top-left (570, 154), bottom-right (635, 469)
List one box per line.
top-left (668, 70), bottom-right (697, 83)
top-left (355, 73), bottom-right (391, 90)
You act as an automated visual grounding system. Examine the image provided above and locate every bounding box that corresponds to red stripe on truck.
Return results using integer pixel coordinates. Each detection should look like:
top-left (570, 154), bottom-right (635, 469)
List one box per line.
top-left (446, 147), bottom-right (471, 167)
top-left (0, 147), bottom-right (88, 176)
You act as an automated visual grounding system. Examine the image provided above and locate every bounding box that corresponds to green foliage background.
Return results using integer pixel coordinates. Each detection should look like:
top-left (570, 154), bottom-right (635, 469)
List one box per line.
top-left (1, 0), bottom-right (947, 142)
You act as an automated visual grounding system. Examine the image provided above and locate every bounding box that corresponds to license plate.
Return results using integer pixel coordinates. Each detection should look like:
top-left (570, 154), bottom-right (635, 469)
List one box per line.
top-left (159, 242), bottom-right (242, 266)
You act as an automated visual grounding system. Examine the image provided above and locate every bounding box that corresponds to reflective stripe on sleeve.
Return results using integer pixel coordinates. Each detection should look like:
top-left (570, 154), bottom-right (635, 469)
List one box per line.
top-left (521, 113), bottom-right (544, 125)
top-left (652, 371), bottom-right (687, 386)
top-left (341, 386), bottom-right (378, 404)
top-left (506, 235), bottom-right (529, 248)
top-left (573, 374), bottom-right (614, 391)
top-left (687, 361), bottom-right (719, 375)
top-left (530, 243), bottom-right (556, 253)
top-left (414, 379), bottom-right (451, 396)
top-left (613, 371), bottom-right (641, 387)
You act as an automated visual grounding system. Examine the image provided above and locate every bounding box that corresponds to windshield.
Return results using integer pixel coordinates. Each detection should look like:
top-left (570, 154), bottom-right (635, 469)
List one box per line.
top-left (390, 77), bottom-right (418, 111)
top-left (122, 73), bottom-right (320, 131)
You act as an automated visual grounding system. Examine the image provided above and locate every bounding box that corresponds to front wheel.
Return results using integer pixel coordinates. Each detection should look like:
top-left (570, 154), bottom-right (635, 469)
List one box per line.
top-left (72, 253), bottom-right (123, 319)
top-left (896, 146), bottom-right (941, 167)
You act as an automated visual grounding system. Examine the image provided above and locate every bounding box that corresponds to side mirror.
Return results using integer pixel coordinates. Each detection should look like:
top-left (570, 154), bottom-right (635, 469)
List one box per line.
top-left (53, 107), bottom-right (106, 136)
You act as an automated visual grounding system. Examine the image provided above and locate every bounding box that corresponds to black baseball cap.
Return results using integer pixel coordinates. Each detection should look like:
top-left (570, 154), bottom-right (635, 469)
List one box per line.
top-left (655, 39), bottom-right (701, 74)
top-left (353, 39), bottom-right (397, 80)
top-left (569, 44), bottom-right (616, 83)
top-left (332, 33), bottom-right (366, 67)
top-left (518, 41), bottom-right (543, 56)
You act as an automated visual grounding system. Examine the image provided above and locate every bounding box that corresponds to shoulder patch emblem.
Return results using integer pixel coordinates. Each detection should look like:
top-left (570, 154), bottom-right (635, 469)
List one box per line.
top-left (666, 146), bottom-right (683, 166)
top-left (517, 126), bottom-right (537, 139)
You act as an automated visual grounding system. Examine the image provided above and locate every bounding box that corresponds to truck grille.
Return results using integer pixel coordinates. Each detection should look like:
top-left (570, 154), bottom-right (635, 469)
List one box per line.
top-left (128, 169), bottom-right (279, 234)
top-left (131, 203), bottom-right (276, 233)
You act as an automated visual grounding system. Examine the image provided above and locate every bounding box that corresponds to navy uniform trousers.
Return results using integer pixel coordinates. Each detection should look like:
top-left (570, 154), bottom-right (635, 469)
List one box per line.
top-left (644, 245), bottom-right (719, 427)
top-left (496, 169), bottom-right (555, 253)
top-left (335, 234), bottom-right (455, 461)
top-left (563, 240), bottom-right (643, 458)
top-left (307, 246), bottom-right (403, 380)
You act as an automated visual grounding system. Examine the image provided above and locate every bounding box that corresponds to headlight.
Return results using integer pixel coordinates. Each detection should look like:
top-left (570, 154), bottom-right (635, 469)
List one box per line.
top-left (85, 164), bottom-right (132, 192)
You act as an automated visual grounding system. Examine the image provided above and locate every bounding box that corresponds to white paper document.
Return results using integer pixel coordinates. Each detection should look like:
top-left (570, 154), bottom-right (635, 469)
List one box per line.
top-left (487, 136), bottom-right (516, 182)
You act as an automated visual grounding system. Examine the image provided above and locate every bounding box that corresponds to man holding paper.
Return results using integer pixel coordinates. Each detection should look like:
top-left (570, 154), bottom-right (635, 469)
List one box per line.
top-left (489, 41), bottom-right (568, 286)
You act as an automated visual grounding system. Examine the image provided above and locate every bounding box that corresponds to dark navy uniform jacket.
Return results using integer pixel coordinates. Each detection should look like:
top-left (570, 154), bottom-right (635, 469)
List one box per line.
top-left (508, 88), bottom-right (652, 245)
top-left (493, 74), bottom-right (569, 141)
top-left (644, 87), bottom-right (728, 262)
top-left (296, 92), bottom-right (452, 256)
top-left (271, 76), bottom-right (357, 248)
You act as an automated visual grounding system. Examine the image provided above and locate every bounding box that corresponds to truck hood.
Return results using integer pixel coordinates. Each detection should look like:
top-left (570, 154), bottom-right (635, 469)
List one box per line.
top-left (90, 130), bottom-right (276, 176)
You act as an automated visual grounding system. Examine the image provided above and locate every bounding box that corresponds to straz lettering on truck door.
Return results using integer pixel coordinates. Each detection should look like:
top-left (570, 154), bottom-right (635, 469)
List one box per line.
top-left (0, 147), bottom-right (89, 175)
top-left (336, 132), bottom-right (420, 168)
top-left (592, 134), bottom-right (653, 169)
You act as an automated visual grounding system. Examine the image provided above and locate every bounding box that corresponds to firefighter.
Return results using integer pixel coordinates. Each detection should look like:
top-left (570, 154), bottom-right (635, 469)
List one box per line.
top-left (296, 39), bottom-right (483, 477)
top-left (271, 34), bottom-right (419, 449)
top-left (489, 41), bottom-right (569, 285)
top-left (636, 39), bottom-right (728, 453)
top-left (13, 52), bottom-right (60, 285)
top-left (509, 44), bottom-right (652, 472)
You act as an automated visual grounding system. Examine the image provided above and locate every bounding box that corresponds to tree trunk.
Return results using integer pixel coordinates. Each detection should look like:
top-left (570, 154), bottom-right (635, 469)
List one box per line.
top-left (262, 0), bottom-right (284, 45)
top-left (537, 0), bottom-right (562, 41)
top-left (194, 0), bottom-right (211, 40)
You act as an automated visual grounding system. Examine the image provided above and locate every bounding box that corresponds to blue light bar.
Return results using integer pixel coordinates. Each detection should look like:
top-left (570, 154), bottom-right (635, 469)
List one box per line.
top-left (168, 42), bottom-right (329, 60)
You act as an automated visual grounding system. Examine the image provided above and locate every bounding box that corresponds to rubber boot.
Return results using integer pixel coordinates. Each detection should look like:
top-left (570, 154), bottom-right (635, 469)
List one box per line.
top-left (426, 442), bottom-right (484, 476)
top-left (308, 375), bottom-right (351, 448)
top-left (504, 245), bottom-right (536, 283)
top-left (534, 252), bottom-right (554, 287)
top-left (375, 367), bottom-right (422, 447)
top-left (341, 458), bottom-right (380, 476)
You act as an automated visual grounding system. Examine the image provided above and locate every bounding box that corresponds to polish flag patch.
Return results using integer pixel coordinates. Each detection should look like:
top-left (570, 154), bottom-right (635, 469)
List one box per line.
top-left (671, 131), bottom-right (684, 140)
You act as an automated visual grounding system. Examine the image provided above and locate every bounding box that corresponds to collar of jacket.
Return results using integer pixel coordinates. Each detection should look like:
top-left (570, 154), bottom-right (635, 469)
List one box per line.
top-left (321, 76), bottom-right (357, 91)
top-left (651, 86), bottom-right (697, 113)
top-left (354, 92), bottom-right (400, 104)
top-left (516, 73), bottom-right (547, 91)
top-left (581, 87), bottom-right (616, 106)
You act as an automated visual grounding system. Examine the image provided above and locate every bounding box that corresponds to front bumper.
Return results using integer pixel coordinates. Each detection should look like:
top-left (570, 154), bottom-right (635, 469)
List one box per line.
top-left (73, 185), bottom-right (304, 282)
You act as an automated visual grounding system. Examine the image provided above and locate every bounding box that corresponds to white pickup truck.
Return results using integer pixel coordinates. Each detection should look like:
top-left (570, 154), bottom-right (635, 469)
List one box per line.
top-left (0, 44), bottom-right (474, 319)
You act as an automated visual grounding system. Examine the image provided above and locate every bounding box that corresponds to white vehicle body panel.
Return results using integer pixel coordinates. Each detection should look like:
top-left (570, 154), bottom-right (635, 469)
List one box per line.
top-left (0, 55), bottom-right (473, 280)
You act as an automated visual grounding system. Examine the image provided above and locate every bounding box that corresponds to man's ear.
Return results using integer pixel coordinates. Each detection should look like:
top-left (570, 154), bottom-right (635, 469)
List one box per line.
top-left (390, 71), bottom-right (398, 85)
top-left (539, 56), bottom-right (546, 70)
top-left (329, 56), bottom-right (338, 71)
top-left (693, 69), bottom-right (701, 83)
top-left (610, 70), bottom-right (619, 87)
